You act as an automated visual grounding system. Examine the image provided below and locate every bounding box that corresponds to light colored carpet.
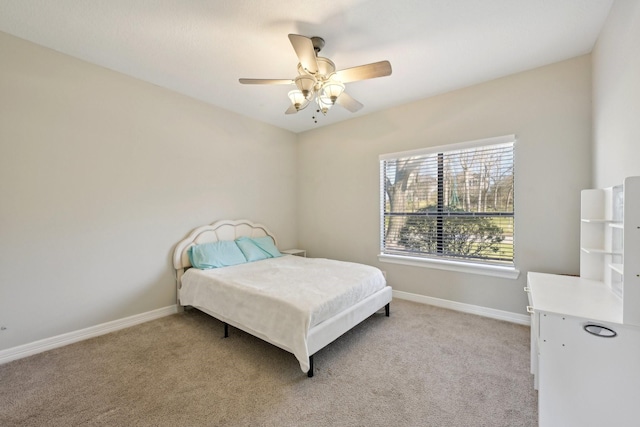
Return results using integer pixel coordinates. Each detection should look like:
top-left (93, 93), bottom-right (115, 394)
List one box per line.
top-left (0, 299), bottom-right (537, 426)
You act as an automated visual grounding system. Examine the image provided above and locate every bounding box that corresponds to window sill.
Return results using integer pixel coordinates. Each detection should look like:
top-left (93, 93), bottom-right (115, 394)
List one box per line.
top-left (378, 254), bottom-right (520, 279)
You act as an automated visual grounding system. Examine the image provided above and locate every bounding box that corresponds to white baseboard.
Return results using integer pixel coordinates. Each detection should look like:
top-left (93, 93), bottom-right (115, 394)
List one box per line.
top-left (0, 305), bottom-right (178, 365)
top-left (1, 294), bottom-right (528, 365)
top-left (392, 290), bottom-right (530, 326)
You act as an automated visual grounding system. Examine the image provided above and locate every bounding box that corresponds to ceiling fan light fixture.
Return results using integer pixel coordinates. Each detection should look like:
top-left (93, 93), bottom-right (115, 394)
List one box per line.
top-left (321, 80), bottom-right (345, 104)
top-left (316, 57), bottom-right (336, 76)
top-left (316, 95), bottom-right (333, 115)
top-left (294, 75), bottom-right (316, 99)
top-left (288, 90), bottom-right (310, 111)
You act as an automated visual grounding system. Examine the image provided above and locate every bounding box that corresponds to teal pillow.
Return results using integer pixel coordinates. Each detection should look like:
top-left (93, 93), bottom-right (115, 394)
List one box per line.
top-left (251, 236), bottom-right (282, 258)
top-left (235, 236), bottom-right (282, 261)
top-left (235, 237), bottom-right (269, 262)
top-left (187, 241), bottom-right (247, 269)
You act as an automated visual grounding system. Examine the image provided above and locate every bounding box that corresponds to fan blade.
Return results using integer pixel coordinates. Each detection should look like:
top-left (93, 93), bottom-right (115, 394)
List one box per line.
top-left (336, 92), bottom-right (363, 113)
top-left (335, 60), bottom-right (392, 83)
top-left (239, 78), bottom-right (293, 85)
top-left (288, 34), bottom-right (318, 74)
top-left (285, 104), bottom-right (299, 115)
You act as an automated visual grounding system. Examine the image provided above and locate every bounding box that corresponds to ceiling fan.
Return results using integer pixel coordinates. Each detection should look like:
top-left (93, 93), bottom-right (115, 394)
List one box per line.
top-left (239, 34), bottom-right (392, 117)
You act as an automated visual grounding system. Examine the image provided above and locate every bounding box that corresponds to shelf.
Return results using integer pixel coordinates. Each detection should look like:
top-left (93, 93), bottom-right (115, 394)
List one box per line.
top-left (581, 218), bottom-right (614, 223)
top-left (610, 263), bottom-right (624, 275)
top-left (581, 247), bottom-right (622, 255)
top-left (609, 222), bottom-right (624, 229)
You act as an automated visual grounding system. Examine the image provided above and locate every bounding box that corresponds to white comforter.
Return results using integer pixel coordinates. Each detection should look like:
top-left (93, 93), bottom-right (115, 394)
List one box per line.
top-left (179, 255), bottom-right (386, 372)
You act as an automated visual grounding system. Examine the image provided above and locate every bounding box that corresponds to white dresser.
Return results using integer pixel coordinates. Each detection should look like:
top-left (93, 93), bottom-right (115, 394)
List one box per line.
top-left (527, 272), bottom-right (640, 427)
top-left (526, 177), bottom-right (640, 427)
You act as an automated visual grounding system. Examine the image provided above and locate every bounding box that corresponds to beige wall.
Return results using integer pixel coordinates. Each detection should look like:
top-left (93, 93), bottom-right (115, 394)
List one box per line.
top-left (3, 16), bottom-right (618, 351)
top-left (0, 32), bottom-right (298, 350)
top-left (592, 0), bottom-right (640, 188)
top-left (297, 55), bottom-right (593, 314)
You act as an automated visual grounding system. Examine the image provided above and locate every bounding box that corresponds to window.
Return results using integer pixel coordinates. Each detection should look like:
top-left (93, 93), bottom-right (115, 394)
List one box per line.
top-left (380, 135), bottom-right (516, 274)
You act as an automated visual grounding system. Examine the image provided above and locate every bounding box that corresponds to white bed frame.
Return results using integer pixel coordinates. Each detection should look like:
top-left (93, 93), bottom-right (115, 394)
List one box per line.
top-left (173, 219), bottom-right (392, 377)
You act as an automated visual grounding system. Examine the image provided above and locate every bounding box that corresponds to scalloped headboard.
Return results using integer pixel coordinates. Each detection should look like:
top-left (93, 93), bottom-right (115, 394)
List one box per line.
top-left (173, 219), bottom-right (277, 296)
top-left (173, 219), bottom-right (277, 271)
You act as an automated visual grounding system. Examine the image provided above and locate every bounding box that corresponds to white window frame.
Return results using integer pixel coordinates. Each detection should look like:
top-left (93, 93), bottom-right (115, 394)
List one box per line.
top-left (378, 135), bottom-right (520, 279)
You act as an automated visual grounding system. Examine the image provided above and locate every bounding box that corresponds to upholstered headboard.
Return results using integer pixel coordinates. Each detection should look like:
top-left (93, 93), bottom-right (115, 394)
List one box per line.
top-left (173, 219), bottom-right (277, 290)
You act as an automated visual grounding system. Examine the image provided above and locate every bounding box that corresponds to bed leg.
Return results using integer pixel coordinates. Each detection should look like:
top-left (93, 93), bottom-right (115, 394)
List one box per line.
top-left (307, 355), bottom-right (314, 378)
top-left (385, 303), bottom-right (390, 317)
top-left (224, 323), bottom-right (229, 338)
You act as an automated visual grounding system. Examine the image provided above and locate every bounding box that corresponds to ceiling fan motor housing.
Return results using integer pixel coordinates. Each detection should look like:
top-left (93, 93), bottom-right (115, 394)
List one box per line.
top-left (311, 36), bottom-right (325, 54)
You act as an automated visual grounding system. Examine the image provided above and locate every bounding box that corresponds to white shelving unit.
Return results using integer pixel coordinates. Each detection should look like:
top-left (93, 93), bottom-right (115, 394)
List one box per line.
top-left (580, 183), bottom-right (624, 298)
top-left (580, 176), bottom-right (640, 322)
top-left (526, 176), bottom-right (640, 427)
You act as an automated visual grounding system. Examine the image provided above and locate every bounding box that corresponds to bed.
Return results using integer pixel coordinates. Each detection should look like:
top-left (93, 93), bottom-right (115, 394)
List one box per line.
top-left (173, 219), bottom-right (392, 377)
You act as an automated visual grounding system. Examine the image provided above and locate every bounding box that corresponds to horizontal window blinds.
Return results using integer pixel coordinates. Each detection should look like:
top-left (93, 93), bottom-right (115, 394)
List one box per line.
top-left (381, 139), bottom-right (515, 265)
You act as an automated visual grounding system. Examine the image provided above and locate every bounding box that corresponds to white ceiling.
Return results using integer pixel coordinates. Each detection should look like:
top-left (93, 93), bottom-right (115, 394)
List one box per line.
top-left (0, 0), bottom-right (613, 133)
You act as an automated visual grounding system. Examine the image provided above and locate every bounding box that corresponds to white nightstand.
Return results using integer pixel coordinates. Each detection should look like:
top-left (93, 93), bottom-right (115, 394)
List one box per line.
top-left (282, 249), bottom-right (306, 257)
